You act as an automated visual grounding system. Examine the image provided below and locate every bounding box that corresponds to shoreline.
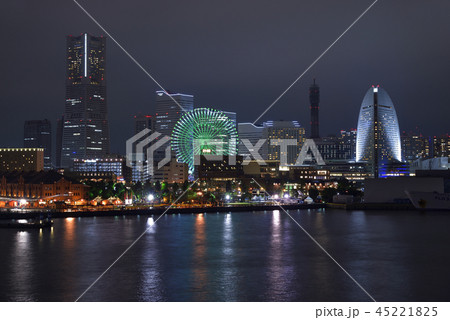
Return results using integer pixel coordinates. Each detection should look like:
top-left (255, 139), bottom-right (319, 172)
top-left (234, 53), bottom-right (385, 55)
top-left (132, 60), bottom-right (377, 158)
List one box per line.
top-left (0, 203), bottom-right (326, 220)
top-left (0, 202), bottom-right (427, 220)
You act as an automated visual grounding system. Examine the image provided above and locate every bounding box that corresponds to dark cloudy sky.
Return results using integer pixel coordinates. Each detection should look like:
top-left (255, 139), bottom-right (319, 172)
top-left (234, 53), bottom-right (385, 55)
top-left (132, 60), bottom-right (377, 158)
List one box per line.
top-left (1, 0), bottom-right (449, 154)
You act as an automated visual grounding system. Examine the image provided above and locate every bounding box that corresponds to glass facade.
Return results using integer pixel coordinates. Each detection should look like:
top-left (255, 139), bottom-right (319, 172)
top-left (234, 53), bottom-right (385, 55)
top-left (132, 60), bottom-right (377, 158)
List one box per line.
top-left (237, 123), bottom-right (263, 157)
top-left (262, 121), bottom-right (306, 164)
top-left (356, 86), bottom-right (402, 167)
top-left (24, 119), bottom-right (52, 170)
top-left (61, 33), bottom-right (110, 168)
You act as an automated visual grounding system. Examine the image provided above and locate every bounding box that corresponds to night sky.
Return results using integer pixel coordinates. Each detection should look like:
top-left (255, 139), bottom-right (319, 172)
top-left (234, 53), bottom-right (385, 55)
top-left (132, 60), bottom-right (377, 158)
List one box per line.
top-left (1, 0), bottom-right (449, 155)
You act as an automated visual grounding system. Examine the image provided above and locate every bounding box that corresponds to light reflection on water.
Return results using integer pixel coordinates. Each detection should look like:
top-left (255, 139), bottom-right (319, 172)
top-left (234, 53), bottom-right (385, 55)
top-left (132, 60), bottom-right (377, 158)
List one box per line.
top-left (192, 214), bottom-right (207, 301)
top-left (11, 231), bottom-right (32, 301)
top-left (219, 213), bottom-right (237, 301)
top-left (1, 209), bottom-right (450, 301)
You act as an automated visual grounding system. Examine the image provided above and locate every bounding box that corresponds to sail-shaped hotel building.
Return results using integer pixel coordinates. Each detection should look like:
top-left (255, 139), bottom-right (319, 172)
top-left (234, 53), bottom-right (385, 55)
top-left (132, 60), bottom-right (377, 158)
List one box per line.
top-left (356, 85), bottom-right (403, 177)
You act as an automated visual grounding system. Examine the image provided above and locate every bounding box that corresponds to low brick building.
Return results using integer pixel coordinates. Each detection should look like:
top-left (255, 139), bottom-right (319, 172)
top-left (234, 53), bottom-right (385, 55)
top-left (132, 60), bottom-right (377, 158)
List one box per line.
top-left (0, 171), bottom-right (89, 202)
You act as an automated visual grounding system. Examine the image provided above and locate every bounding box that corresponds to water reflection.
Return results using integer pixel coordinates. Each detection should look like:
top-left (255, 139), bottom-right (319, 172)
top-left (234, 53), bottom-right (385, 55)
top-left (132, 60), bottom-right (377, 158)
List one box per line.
top-left (192, 214), bottom-right (208, 301)
top-left (64, 217), bottom-right (76, 248)
top-left (139, 217), bottom-right (163, 301)
top-left (146, 217), bottom-right (156, 234)
top-left (11, 231), bottom-right (33, 301)
top-left (0, 210), bottom-right (447, 301)
top-left (219, 213), bottom-right (237, 301)
top-left (267, 210), bottom-right (286, 298)
top-left (308, 209), bottom-right (336, 300)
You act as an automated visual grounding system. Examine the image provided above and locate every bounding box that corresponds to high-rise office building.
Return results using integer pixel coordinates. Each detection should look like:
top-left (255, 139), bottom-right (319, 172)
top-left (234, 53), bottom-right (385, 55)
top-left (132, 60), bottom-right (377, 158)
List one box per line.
top-left (128, 91), bottom-right (193, 182)
top-left (340, 129), bottom-right (357, 160)
top-left (309, 79), bottom-right (320, 139)
top-left (424, 134), bottom-right (449, 158)
top-left (155, 90), bottom-right (194, 138)
top-left (316, 136), bottom-right (345, 162)
top-left (129, 115), bottom-right (155, 182)
top-left (61, 33), bottom-right (110, 168)
top-left (356, 86), bottom-right (402, 177)
top-left (237, 123), bottom-right (264, 157)
top-left (56, 116), bottom-right (64, 168)
top-left (134, 114), bottom-right (154, 135)
top-left (401, 129), bottom-right (427, 163)
top-left (262, 120), bottom-right (306, 164)
top-left (24, 119), bottom-right (52, 170)
top-left (222, 111), bottom-right (237, 126)
top-left (153, 91), bottom-right (194, 180)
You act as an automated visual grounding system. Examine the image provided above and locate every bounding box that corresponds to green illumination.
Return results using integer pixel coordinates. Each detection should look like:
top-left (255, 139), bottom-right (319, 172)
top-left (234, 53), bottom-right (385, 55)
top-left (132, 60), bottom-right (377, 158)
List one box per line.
top-left (171, 108), bottom-right (238, 174)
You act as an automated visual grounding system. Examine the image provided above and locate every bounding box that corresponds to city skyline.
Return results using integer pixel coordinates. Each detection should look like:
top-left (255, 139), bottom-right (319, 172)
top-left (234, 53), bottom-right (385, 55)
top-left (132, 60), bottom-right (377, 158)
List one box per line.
top-left (0, 1), bottom-right (449, 155)
top-left (2, 0), bottom-right (450, 308)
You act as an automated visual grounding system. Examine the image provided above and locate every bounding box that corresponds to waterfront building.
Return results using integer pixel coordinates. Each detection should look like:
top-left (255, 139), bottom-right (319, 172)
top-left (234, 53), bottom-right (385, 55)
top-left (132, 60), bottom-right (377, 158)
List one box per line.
top-left (262, 120), bottom-right (306, 164)
top-left (0, 148), bottom-right (44, 172)
top-left (161, 159), bottom-right (188, 183)
top-left (315, 131), bottom-right (356, 163)
top-left (195, 155), bottom-right (243, 181)
top-left (237, 123), bottom-right (264, 157)
top-left (242, 160), bottom-right (281, 179)
top-left (0, 170), bottom-right (88, 205)
top-left (24, 119), bottom-right (52, 170)
top-left (356, 85), bottom-right (402, 177)
top-left (288, 167), bottom-right (330, 181)
top-left (410, 157), bottom-right (450, 173)
top-left (61, 33), bottom-right (110, 169)
top-left (322, 161), bottom-right (371, 184)
top-left (364, 176), bottom-right (444, 203)
top-left (309, 79), bottom-right (320, 139)
top-left (72, 155), bottom-right (131, 182)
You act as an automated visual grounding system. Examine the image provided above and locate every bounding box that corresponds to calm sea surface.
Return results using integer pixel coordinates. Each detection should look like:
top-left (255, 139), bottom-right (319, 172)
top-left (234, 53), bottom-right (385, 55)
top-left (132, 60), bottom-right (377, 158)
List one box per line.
top-left (0, 209), bottom-right (449, 302)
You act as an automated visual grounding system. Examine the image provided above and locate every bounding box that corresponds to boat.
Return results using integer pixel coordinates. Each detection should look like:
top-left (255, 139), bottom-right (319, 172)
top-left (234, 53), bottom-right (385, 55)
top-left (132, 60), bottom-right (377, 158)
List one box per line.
top-left (0, 219), bottom-right (53, 229)
top-left (405, 191), bottom-right (450, 210)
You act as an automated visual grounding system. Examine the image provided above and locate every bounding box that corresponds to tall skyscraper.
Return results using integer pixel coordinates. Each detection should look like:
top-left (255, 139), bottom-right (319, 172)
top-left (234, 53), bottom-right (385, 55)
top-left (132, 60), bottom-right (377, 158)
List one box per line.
top-left (309, 79), bottom-right (320, 139)
top-left (134, 114), bottom-right (154, 135)
top-left (24, 119), bottom-right (52, 170)
top-left (429, 134), bottom-right (450, 158)
top-left (56, 116), bottom-right (64, 168)
top-left (155, 90), bottom-right (194, 138)
top-left (356, 85), bottom-right (402, 177)
top-left (222, 111), bottom-right (237, 126)
top-left (129, 115), bottom-right (155, 182)
top-left (131, 91), bottom-right (194, 181)
top-left (237, 123), bottom-right (263, 157)
top-left (61, 33), bottom-right (110, 168)
top-left (401, 129), bottom-right (427, 163)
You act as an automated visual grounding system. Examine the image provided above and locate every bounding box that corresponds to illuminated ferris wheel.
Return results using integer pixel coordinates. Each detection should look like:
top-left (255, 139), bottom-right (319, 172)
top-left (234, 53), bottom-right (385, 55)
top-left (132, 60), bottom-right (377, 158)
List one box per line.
top-left (171, 108), bottom-right (238, 174)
